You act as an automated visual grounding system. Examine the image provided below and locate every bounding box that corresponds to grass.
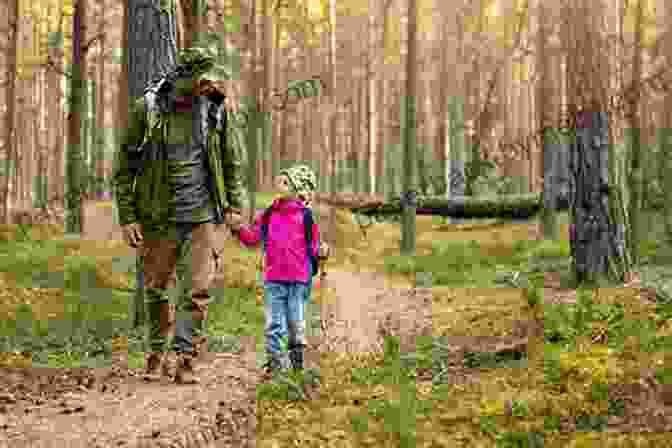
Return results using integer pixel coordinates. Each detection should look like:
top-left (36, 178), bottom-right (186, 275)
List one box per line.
top-left (3, 203), bottom-right (672, 446)
top-left (254, 209), bottom-right (672, 447)
top-left (254, 191), bottom-right (277, 209)
top-left (0, 194), bottom-right (278, 368)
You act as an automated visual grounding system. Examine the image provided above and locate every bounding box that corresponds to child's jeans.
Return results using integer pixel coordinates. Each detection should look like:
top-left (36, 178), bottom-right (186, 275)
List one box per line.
top-left (264, 281), bottom-right (309, 368)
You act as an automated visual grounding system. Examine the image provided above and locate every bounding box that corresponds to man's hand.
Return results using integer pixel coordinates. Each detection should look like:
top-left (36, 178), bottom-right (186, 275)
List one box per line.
top-left (121, 223), bottom-right (143, 248)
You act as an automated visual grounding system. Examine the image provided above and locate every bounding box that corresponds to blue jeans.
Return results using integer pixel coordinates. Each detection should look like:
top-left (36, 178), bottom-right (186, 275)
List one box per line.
top-left (264, 281), bottom-right (309, 367)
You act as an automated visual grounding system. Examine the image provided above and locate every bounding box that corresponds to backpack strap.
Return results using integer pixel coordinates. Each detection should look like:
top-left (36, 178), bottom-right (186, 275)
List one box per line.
top-left (303, 207), bottom-right (319, 276)
top-left (260, 207), bottom-right (273, 253)
top-left (303, 207), bottom-right (313, 250)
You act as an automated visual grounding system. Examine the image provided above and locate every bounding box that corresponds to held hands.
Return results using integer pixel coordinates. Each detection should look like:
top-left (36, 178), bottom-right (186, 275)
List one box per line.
top-left (121, 223), bottom-right (143, 248)
top-left (224, 210), bottom-right (244, 233)
top-left (318, 241), bottom-right (331, 260)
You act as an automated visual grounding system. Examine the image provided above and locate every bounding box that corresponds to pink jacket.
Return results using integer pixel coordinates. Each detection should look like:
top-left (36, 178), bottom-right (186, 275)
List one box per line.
top-left (237, 198), bottom-right (320, 283)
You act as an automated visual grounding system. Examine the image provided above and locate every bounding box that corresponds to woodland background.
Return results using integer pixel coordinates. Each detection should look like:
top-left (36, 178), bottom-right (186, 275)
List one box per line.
top-left (0, 0), bottom-right (671, 247)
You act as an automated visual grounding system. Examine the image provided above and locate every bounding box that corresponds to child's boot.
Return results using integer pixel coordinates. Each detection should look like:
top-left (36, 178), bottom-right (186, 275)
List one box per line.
top-left (288, 320), bottom-right (306, 371)
top-left (262, 354), bottom-right (287, 378)
top-left (143, 352), bottom-right (165, 381)
top-left (289, 344), bottom-right (305, 371)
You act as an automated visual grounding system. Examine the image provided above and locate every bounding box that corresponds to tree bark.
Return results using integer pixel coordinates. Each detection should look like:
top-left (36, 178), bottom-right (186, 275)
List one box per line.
top-left (367, 0), bottom-right (379, 195)
top-left (179, 0), bottom-right (205, 48)
top-left (450, 12), bottom-right (467, 203)
top-left (625, 0), bottom-right (644, 265)
top-left (246, 0), bottom-right (261, 221)
top-left (352, 193), bottom-right (553, 219)
top-left (536, 0), bottom-right (560, 240)
top-left (661, 0), bottom-right (672, 240)
top-left (96, 0), bottom-right (107, 198)
top-left (327, 0), bottom-right (337, 246)
top-left (401, 0), bottom-right (417, 255)
top-left (65, 0), bottom-right (87, 233)
top-left (127, 0), bottom-right (177, 101)
top-left (570, 110), bottom-right (629, 284)
top-left (1, 0), bottom-right (19, 224)
top-left (263, 0), bottom-right (275, 184)
top-left (435, 20), bottom-right (449, 199)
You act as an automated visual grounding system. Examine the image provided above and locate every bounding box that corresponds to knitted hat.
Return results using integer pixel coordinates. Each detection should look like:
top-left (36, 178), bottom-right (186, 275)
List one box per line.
top-left (279, 164), bottom-right (317, 199)
top-left (174, 44), bottom-right (234, 101)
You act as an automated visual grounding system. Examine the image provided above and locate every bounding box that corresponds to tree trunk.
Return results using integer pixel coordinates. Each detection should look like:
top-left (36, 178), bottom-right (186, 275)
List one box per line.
top-left (380, 77), bottom-right (390, 197)
top-left (2, 0), bottom-right (19, 224)
top-left (179, 0), bottom-right (206, 47)
top-left (66, 0), bottom-right (87, 234)
top-left (625, 0), bottom-right (644, 265)
top-left (450, 12), bottom-right (467, 210)
top-left (128, 0), bottom-right (177, 101)
top-left (326, 0), bottom-right (338, 246)
top-left (435, 18), bottom-right (449, 201)
top-left (263, 0), bottom-right (275, 186)
top-left (33, 67), bottom-right (47, 209)
top-left (367, 0), bottom-right (379, 195)
top-left (352, 192), bottom-right (556, 219)
top-left (570, 110), bottom-right (630, 284)
top-left (416, 75), bottom-right (428, 196)
top-left (660, 102), bottom-right (672, 240)
top-left (246, 0), bottom-right (261, 221)
top-left (96, 0), bottom-right (107, 198)
top-left (536, 0), bottom-right (560, 240)
top-left (400, 0), bottom-right (417, 255)
top-left (49, 7), bottom-right (66, 208)
top-left (126, 0), bottom-right (178, 328)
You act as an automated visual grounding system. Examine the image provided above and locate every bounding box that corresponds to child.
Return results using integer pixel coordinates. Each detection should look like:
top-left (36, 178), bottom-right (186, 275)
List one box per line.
top-left (228, 164), bottom-right (329, 375)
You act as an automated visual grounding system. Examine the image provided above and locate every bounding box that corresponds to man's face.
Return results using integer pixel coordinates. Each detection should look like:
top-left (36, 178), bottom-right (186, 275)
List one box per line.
top-left (194, 79), bottom-right (216, 97)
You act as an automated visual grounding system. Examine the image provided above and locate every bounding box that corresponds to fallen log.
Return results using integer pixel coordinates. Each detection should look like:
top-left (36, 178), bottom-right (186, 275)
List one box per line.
top-left (350, 193), bottom-right (569, 219)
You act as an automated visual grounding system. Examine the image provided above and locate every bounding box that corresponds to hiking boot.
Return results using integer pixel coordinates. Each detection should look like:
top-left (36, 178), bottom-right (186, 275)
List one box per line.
top-left (162, 352), bottom-right (177, 378)
top-left (143, 352), bottom-right (164, 381)
top-left (192, 335), bottom-right (208, 365)
top-left (175, 353), bottom-right (200, 384)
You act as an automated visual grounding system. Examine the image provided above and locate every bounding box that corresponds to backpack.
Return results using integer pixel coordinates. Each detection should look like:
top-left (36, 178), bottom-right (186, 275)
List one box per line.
top-left (260, 206), bottom-right (319, 277)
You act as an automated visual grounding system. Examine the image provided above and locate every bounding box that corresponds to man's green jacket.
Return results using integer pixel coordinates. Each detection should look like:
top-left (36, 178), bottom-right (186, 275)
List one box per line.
top-left (112, 95), bottom-right (247, 227)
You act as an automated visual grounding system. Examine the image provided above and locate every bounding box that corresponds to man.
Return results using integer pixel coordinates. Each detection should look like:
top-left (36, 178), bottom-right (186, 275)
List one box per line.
top-left (112, 46), bottom-right (247, 384)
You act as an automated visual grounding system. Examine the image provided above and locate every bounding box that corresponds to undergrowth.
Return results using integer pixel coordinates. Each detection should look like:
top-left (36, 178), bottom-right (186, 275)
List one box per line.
top-left (3, 208), bottom-right (672, 446)
top-left (0, 225), bottom-right (264, 368)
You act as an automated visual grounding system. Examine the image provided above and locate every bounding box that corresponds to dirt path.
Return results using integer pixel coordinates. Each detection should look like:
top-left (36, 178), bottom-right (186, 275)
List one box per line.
top-left (318, 269), bottom-right (432, 355)
top-left (0, 349), bottom-right (258, 448)
top-left (1, 201), bottom-right (428, 447)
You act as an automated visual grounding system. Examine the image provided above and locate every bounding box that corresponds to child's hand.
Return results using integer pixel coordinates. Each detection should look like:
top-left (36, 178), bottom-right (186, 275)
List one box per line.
top-left (225, 211), bottom-right (244, 232)
top-left (318, 241), bottom-right (331, 259)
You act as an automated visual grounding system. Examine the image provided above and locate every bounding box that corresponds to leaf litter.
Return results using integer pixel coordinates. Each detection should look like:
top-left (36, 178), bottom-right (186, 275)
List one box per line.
top-left (1, 200), bottom-right (672, 446)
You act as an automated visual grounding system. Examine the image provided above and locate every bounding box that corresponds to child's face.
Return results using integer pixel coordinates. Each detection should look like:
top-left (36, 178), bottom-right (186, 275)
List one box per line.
top-left (274, 175), bottom-right (293, 197)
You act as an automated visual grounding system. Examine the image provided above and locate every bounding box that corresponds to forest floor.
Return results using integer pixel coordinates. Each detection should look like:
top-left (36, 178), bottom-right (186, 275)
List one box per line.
top-left (0, 197), bottom-right (672, 446)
